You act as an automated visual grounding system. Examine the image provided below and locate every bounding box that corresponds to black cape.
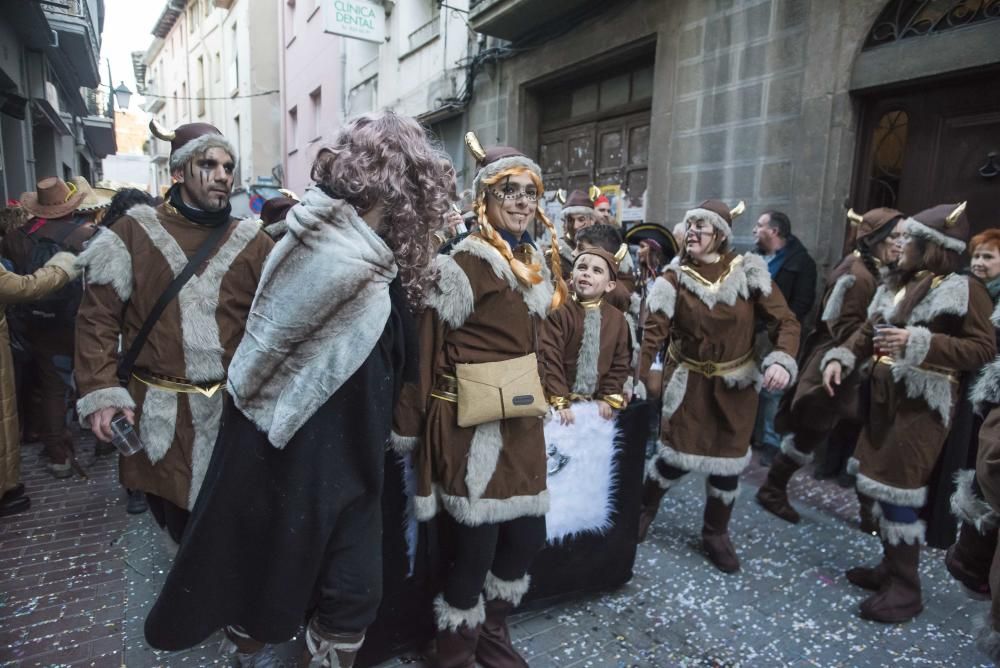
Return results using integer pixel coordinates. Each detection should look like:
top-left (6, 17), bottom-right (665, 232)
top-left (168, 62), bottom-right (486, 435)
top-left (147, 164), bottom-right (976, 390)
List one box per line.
top-left (145, 280), bottom-right (416, 650)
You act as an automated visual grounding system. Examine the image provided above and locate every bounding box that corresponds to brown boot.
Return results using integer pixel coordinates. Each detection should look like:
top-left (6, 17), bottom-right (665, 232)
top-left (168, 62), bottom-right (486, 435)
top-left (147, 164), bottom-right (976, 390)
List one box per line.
top-left (845, 558), bottom-right (888, 591)
top-left (476, 599), bottom-right (527, 668)
top-left (755, 452), bottom-right (803, 524)
top-left (702, 488), bottom-right (740, 573)
top-left (638, 462), bottom-right (672, 543)
top-left (299, 618), bottom-right (365, 668)
top-left (430, 595), bottom-right (483, 668)
top-left (859, 540), bottom-right (923, 623)
top-left (945, 521), bottom-right (996, 599)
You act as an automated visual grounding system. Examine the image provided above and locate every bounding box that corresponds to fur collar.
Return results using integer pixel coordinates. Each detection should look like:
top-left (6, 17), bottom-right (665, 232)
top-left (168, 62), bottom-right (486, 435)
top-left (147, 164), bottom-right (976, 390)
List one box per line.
top-left (454, 235), bottom-right (553, 319)
top-left (821, 274), bottom-right (856, 324)
top-left (227, 188), bottom-right (397, 448)
top-left (993, 298), bottom-right (1000, 328)
top-left (665, 252), bottom-right (770, 310)
top-left (425, 253), bottom-right (474, 329)
top-left (75, 227), bottom-right (133, 302)
top-left (646, 276), bottom-right (676, 318)
top-left (868, 273), bottom-right (970, 325)
top-left (572, 304), bottom-right (602, 395)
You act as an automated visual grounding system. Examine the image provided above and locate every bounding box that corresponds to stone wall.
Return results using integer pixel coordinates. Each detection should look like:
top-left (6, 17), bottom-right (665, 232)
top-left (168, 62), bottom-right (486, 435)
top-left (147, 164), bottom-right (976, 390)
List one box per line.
top-left (463, 0), bottom-right (895, 271)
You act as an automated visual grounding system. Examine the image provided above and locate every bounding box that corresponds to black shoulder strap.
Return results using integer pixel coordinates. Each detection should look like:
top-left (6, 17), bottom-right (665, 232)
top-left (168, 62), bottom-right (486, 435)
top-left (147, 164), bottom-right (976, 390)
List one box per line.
top-left (117, 221), bottom-right (232, 386)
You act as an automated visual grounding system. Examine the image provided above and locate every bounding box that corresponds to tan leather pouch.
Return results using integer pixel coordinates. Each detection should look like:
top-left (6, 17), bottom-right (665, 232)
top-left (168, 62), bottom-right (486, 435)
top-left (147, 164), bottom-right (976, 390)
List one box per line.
top-left (455, 353), bottom-right (547, 427)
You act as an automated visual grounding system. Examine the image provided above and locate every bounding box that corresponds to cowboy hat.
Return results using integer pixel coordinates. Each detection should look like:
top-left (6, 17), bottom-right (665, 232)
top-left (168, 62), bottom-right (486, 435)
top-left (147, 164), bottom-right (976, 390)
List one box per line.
top-left (19, 177), bottom-right (86, 219)
top-left (70, 176), bottom-right (114, 213)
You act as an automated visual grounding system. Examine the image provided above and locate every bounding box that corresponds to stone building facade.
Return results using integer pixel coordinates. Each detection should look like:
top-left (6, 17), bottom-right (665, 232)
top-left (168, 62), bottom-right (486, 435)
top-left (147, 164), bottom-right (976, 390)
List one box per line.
top-left (465, 0), bottom-right (1000, 272)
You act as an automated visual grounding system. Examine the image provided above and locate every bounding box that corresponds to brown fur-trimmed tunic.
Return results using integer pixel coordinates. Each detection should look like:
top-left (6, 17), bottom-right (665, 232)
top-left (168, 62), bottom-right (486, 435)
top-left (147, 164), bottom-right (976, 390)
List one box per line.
top-left (393, 234), bottom-right (555, 526)
top-left (74, 203), bottom-right (273, 510)
top-left (774, 253), bottom-right (880, 456)
top-left (825, 273), bottom-right (995, 506)
top-left (638, 252), bottom-right (800, 475)
top-left (539, 298), bottom-right (630, 405)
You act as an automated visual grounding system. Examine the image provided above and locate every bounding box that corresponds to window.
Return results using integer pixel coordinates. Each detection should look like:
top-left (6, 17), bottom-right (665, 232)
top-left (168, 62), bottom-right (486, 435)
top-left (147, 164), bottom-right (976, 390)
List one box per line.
top-left (196, 56), bottom-right (206, 117)
top-left (232, 115), bottom-right (242, 185)
top-left (310, 87), bottom-right (322, 140)
top-left (230, 23), bottom-right (240, 94)
top-left (288, 106), bottom-right (298, 154)
top-left (863, 109), bottom-right (909, 208)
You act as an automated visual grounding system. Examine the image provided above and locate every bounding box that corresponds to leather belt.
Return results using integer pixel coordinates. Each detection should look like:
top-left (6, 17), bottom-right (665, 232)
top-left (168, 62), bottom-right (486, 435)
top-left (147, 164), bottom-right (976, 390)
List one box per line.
top-left (668, 342), bottom-right (754, 377)
top-left (431, 374), bottom-right (458, 403)
top-left (133, 369), bottom-right (225, 397)
top-left (874, 355), bottom-right (958, 383)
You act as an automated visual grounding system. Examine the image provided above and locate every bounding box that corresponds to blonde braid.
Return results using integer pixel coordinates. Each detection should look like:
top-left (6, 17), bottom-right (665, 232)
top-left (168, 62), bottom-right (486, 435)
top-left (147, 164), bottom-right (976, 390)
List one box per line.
top-left (535, 205), bottom-right (567, 310)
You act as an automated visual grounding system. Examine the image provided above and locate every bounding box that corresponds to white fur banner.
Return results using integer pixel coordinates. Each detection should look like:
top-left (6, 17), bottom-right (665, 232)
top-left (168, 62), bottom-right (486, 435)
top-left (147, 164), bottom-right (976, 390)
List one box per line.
top-left (543, 401), bottom-right (621, 543)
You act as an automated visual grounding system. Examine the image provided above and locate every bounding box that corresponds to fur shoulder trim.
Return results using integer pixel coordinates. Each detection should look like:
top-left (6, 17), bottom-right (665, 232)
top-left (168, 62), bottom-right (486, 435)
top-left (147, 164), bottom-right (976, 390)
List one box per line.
top-left (971, 358), bottom-right (1000, 415)
top-left (76, 227), bottom-right (133, 301)
top-left (992, 299), bottom-right (1000, 328)
top-left (454, 235), bottom-right (553, 319)
top-left (425, 253), bottom-right (474, 329)
top-left (742, 252), bottom-right (772, 296)
top-left (646, 276), bottom-right (676, 318)
top-left (821, 274), bottom-right (857, 323)
top-left (907, 273), bottom-right (969, 325)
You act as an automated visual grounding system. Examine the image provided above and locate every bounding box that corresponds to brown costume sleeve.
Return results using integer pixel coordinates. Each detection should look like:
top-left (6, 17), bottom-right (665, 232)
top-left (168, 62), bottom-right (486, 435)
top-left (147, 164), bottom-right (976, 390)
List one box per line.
top-left (539, 307), bottom-right (571, 401)
top-left (754, 279), bottom-right (801, 372)
top-left (638, 275), bottom-right (675, 384)
top-left (74, 282), bottom-right (127, 401)
top-left (912, 279), bottom-right (996, 372)
top-left (599, 312), bottom-right (631, 399)
top-left (392, 306), bottom-right (442, 452)
top-left (827, 273), bottom-right (876, 346)
top-left (0, 263), bottom-right (70, 302)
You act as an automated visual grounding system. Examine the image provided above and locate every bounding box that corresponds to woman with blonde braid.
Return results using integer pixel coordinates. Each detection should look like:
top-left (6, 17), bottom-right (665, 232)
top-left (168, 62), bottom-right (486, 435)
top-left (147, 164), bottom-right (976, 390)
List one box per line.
top-left (393, 134), bottom-right (566, 667)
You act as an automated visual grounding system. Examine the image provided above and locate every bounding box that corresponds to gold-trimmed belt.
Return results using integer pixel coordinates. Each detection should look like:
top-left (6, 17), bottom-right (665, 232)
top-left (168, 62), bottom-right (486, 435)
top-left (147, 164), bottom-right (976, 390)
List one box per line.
top-left (431, 374), bottom-right (458, 403)
top-left (668, 343), bottom-right (754, 377)
top-left (874, 355), bottom-right (958, 383)
top-left (133, 369), bottom-right (225, 397)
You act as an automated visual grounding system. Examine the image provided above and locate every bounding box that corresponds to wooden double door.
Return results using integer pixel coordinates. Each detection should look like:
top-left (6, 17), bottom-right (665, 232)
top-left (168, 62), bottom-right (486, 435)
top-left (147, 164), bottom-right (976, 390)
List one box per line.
top-left (854, 72), bottom-right (1000, 236)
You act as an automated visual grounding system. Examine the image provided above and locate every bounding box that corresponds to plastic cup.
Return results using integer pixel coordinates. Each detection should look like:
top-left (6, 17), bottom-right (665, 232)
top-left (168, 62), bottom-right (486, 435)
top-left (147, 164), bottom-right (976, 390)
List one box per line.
top-left (109, 413), bottom-right (144, 456)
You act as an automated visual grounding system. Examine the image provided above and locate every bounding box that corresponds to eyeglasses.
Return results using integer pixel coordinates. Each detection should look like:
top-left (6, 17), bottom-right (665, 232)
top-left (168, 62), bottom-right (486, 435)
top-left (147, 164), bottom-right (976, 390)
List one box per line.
top-left (488, 184), bottom-right (539, 202)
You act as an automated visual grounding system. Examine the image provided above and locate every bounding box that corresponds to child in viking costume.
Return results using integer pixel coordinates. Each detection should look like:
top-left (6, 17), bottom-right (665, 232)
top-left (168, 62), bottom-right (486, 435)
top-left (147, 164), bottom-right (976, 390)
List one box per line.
top-left (574, 224), bottom-right (635, 313)
top-left (541, 247), bottom-right (631, 425)
top-left (636, 199), bottom-right (800, 573)
top-left (393, 133), bottom-right (567, 668)
top-left (144, 112), bottom-right (453, 668)
top-left (822, 202), bottom-right (995, 623)
top-left (947, 229), bottom-right (1000, 599)
top-left (757, 207), bottom-right (905, 525)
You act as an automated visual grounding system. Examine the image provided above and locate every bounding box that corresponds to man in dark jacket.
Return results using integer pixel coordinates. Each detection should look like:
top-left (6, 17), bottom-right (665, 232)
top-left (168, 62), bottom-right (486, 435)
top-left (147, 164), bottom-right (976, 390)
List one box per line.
top-left (752, 210), bottom-right (817, 464)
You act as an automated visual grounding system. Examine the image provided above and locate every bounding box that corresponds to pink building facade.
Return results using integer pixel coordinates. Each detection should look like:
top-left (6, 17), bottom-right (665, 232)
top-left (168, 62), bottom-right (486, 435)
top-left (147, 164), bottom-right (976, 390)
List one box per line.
top-left (279, 0), bottom-right (344, 195)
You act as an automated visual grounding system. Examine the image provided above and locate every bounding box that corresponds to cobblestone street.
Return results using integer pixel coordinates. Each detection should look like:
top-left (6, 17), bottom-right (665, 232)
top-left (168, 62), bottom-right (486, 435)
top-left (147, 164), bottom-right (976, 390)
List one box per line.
top-left (0, 435), bottom-right (993, 667)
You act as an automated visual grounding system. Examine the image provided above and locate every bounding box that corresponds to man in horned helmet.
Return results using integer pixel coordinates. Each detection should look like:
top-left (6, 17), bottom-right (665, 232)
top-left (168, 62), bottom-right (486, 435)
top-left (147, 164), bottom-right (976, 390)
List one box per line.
top-left (74, 120), bottom-right (273, 543)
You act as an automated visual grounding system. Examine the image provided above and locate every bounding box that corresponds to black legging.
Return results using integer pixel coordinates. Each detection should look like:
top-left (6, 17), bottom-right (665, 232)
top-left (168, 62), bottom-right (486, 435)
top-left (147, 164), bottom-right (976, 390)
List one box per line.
top-left (443, 515), bottom-right (547, 610)
top-left (656, 459), bottom-right (739, 491)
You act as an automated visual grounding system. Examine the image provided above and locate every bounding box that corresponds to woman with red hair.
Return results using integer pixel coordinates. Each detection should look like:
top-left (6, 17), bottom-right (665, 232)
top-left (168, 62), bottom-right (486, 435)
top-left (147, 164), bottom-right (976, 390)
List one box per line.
top-left (946, 227), bottom-right (1000, 602)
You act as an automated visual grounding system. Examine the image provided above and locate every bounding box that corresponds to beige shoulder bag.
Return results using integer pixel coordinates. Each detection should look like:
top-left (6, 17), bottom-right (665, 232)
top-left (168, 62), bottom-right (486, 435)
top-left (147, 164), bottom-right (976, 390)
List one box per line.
top-left (455, 353), bottom-right (547, 427)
